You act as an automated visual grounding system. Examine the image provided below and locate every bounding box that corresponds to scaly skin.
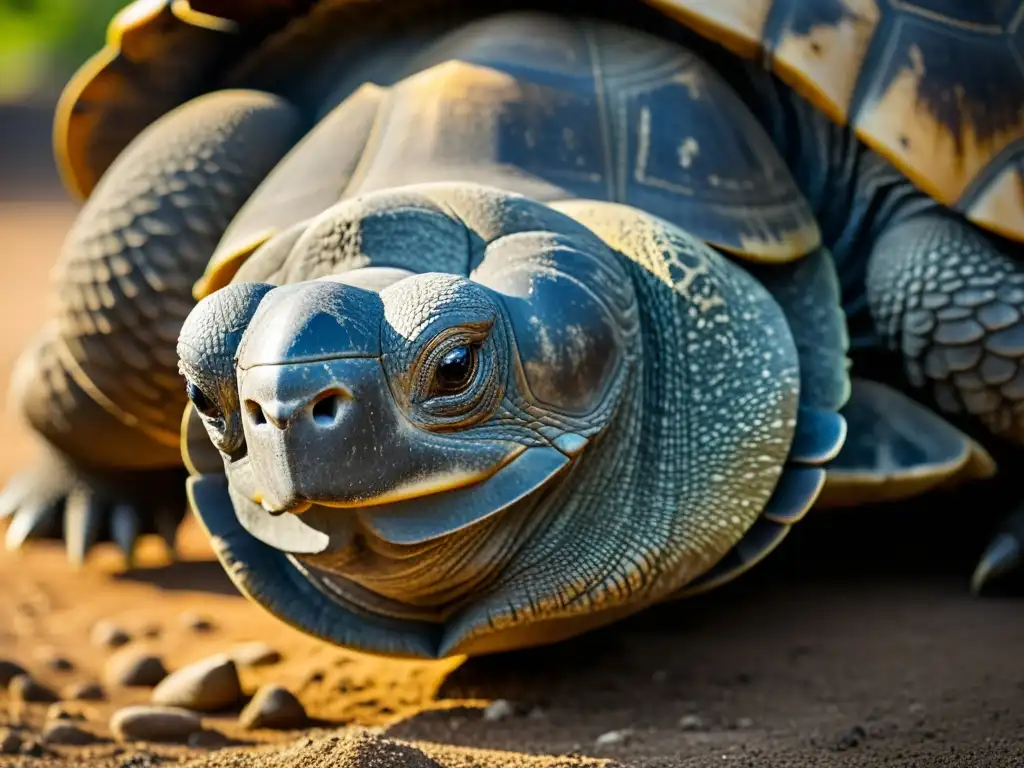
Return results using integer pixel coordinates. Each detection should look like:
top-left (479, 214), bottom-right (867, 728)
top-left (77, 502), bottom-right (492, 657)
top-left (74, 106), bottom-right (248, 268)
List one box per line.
top-left (1, 90), bottom-right (304, 562)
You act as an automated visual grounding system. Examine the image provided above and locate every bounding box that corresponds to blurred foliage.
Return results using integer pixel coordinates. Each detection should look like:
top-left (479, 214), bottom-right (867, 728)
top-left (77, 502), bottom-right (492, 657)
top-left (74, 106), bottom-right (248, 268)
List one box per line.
top-left (0, 0), bottom-right (126, 101)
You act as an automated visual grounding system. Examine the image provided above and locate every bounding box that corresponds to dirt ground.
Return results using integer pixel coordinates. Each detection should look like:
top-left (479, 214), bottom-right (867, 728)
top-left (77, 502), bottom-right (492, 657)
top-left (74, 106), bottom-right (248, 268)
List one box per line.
top-left (1, 106), bottom-right (1023, 768)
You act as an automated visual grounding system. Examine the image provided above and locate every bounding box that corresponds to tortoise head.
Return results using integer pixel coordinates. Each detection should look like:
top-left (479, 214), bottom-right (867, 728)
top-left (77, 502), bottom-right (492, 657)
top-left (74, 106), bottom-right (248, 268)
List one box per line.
top-left (187, 267), bottom-right (620, 536)
top-left (177, 186), bottom-right (647, 655)
top-left (177, 184), bottom-right (799, 658)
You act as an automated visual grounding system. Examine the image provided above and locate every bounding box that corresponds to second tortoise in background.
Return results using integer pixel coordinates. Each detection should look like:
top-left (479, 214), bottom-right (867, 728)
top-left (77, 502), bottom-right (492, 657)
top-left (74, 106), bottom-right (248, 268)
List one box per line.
top-left (0, 0), bottom-right (1021, 657)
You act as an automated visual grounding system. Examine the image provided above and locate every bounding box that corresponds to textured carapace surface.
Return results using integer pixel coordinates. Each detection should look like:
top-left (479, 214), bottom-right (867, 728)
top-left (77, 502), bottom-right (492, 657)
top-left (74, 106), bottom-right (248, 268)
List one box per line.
top-left (59, 0), bottom-right (1024, 242)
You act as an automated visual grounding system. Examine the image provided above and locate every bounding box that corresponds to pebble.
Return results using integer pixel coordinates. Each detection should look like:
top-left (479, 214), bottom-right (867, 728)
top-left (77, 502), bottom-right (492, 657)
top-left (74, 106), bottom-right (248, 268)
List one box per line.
top-left (9, 674), bottom-right (59, 703)
top-left (229, 641), bottom-right (282, 669)
top-left (151, 654), bottom-right (242, 712)
top-left (0, 659), bottom-right (27, 687)
top-left (104, 648), bottom-right (168, 688)
top-left (0, 728), bottom-right (22, 755)
top-left (19, 739), bottom-right (45, 758)
top-left (834, 724), bottom-right (868, 751)
top-left (188, 729), bottom-right (228, 749)
top-left (594, 729), bottom-right (633, 748)
top-left (179, 612), bottom-right (214, 633)
top-left (238, 684), bottom-right (308, 730)
top-left (46, 703), bottom-right (84, 721)
top-left (64, 682), bottom-right (105, 701)
top-left (43, 655), bottom-right (74, 673)
top-left (118, 751), bottom-right (161, 768)
top-left (91, 620), bottom-right (132, 650)
top-left (482, 699), bottom-right (517, 722)
top-left (41, 721), bottom-right (97, 746)
top-left (678, 714), bottom-right (705, 731)
top-left (734, 717), bottom-right (754, 729)
top-left (110, 706), bottom-right (203, 743)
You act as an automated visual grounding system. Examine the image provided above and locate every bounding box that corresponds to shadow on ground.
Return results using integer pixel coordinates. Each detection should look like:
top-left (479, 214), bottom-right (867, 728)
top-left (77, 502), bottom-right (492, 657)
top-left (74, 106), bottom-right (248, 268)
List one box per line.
top-left (386, 482), bottom-right (1024, 766)
top-left (113, 558), bottom-right (242, 596)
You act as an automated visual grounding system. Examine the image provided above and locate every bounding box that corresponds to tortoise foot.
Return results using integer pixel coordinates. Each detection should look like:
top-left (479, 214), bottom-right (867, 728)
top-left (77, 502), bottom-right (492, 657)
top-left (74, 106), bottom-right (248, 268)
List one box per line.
top-left (971, 510), bottom-right (1024, 596)
top-left (0, 452), bottom-right (187, 567)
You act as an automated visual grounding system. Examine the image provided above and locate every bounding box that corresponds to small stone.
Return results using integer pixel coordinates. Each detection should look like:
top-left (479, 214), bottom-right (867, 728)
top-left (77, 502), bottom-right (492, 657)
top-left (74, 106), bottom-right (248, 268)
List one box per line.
top-left (734, 717), bottom-right (754, 729)
top-left (91, 620), bottom-right (132, 649)
top-left (0, 659), bottom-right (27, 687)
top-left (179, 612), bottom-right (214, 633)
top-left (651, 669), bottom-right (668, 683)
top-left (594, 729), bottom-right (633, 748)
top-left (229, 641), bottom-right (282, 669)
top-left (678, 714), bottom-right (705, 731)
top-left (20, 738), bottom-right (46, 758)
top-left (482, 699), bottom-right (516, 722)
top-left (9, 674), bottom-right (59, 703)
top-left (105, 648), bottom-right (168, 688)
top-left (151, 654), bottom-right (242, 712)
top-left (44, 655), bottom-right (74, 673)
top-left (238, 684), bottom-right (308, 730)
top-left (835, 724), bottom-right (867, 751)
top-left (46, 703), bottom-right (84, 721)
top-left (0, 728), bottom-right (22, 754)
top-left (117, 751), bottom-right (161, 768)
top-left (110, 706), bottom-right (202, 743)
top-left (65, 682), bottom-right (105, 701)
top-left (187, 729), bottom-right (228, 749)
top-left (908, 702), bottom-right (926, 714)
top-left (41, 721), bottom-right (97, 746)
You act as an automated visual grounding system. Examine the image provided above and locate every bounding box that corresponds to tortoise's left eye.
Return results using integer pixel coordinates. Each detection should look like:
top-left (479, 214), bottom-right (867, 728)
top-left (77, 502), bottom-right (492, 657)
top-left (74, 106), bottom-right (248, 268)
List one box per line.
top-left (429, 344), bottom-right (476, 397)
top-left (186, 380), bottom-right (222, 420)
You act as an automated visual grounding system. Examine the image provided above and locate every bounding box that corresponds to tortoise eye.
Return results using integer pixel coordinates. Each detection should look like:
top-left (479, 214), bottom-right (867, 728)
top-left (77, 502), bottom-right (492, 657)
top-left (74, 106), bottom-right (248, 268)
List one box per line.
top-left (186, 380), bottom-right (222, 420)
top-left (430, 344), bottom-right (476, 397)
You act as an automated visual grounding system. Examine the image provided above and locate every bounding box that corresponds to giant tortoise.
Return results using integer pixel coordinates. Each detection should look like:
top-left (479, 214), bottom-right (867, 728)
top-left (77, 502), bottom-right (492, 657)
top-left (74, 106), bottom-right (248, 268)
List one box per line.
top-left (2, 0), bottom-right (1023, 657)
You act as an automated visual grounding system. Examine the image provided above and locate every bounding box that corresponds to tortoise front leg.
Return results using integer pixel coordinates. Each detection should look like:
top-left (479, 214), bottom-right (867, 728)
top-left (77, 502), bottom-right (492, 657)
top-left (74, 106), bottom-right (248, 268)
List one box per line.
top-left (866, 208), bottom-right (1024, 593)
top-left (1, 89), bottom-right (302, 565)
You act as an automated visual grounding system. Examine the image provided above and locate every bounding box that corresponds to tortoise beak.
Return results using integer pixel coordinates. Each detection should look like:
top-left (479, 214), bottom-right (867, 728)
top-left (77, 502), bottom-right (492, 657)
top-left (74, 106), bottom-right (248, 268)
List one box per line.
top-left (238, 356), bottom-right (517, 514)
top-left (221, 278), bottom-right (576, 553)
top-left (231, 356), bottom-right (571, 550)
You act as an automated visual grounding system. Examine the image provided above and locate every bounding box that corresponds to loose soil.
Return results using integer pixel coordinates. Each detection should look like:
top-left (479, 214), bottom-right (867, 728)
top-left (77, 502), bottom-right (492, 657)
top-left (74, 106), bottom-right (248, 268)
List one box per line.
top-left (0, 106), bottom-right (1022, 767)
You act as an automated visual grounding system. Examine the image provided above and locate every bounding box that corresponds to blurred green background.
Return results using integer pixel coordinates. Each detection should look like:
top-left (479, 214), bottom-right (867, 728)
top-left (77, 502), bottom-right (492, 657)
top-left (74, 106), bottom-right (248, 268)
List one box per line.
top-left (0, 0), bottom-right (125, 102)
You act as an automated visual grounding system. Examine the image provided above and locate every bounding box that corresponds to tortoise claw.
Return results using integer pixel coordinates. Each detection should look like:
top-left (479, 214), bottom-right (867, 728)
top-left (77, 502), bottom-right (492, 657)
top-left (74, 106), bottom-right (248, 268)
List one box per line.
top-left (0, 455), bottom-right (186, 567)
top-left (971, 532), bottom-right (1022, 596)
top-left (110, 505), bottom-right (143, 567)
top-left (0, 474), bottom-right (32, 520)
top-left (64, 490), bottom-right (105, 568)
top-left (4, 501), bottom-right (61, 551)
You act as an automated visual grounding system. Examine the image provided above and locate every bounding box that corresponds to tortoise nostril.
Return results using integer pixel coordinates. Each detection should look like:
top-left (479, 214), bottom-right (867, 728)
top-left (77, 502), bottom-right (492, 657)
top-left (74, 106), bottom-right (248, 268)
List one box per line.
top-left (245, 400), bottom-right (268, 426)
top-left (311, 393), bottom-right (342, 426)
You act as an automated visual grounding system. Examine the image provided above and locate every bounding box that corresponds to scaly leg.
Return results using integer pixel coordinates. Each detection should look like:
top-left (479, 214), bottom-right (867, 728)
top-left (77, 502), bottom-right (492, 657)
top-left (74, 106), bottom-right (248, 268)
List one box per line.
top-left (1, 89), bottom-right (302, 565)
top-left (867, 208), bottom-right (1024, 592)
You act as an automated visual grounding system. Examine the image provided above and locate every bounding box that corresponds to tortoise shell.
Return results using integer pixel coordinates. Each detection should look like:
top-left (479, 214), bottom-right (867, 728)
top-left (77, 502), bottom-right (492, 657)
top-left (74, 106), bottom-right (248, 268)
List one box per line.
top-left (57, 0), bottom-right (1024, 241)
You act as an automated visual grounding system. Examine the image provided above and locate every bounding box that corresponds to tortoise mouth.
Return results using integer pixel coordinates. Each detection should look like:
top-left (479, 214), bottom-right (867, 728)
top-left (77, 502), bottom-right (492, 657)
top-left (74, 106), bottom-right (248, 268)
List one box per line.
top-left (187, 473), bottom-right (445, 659)
top-left (223, 443), bottom-right (572, 552)
top-left (252, 449), bottom-right (524, 515)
